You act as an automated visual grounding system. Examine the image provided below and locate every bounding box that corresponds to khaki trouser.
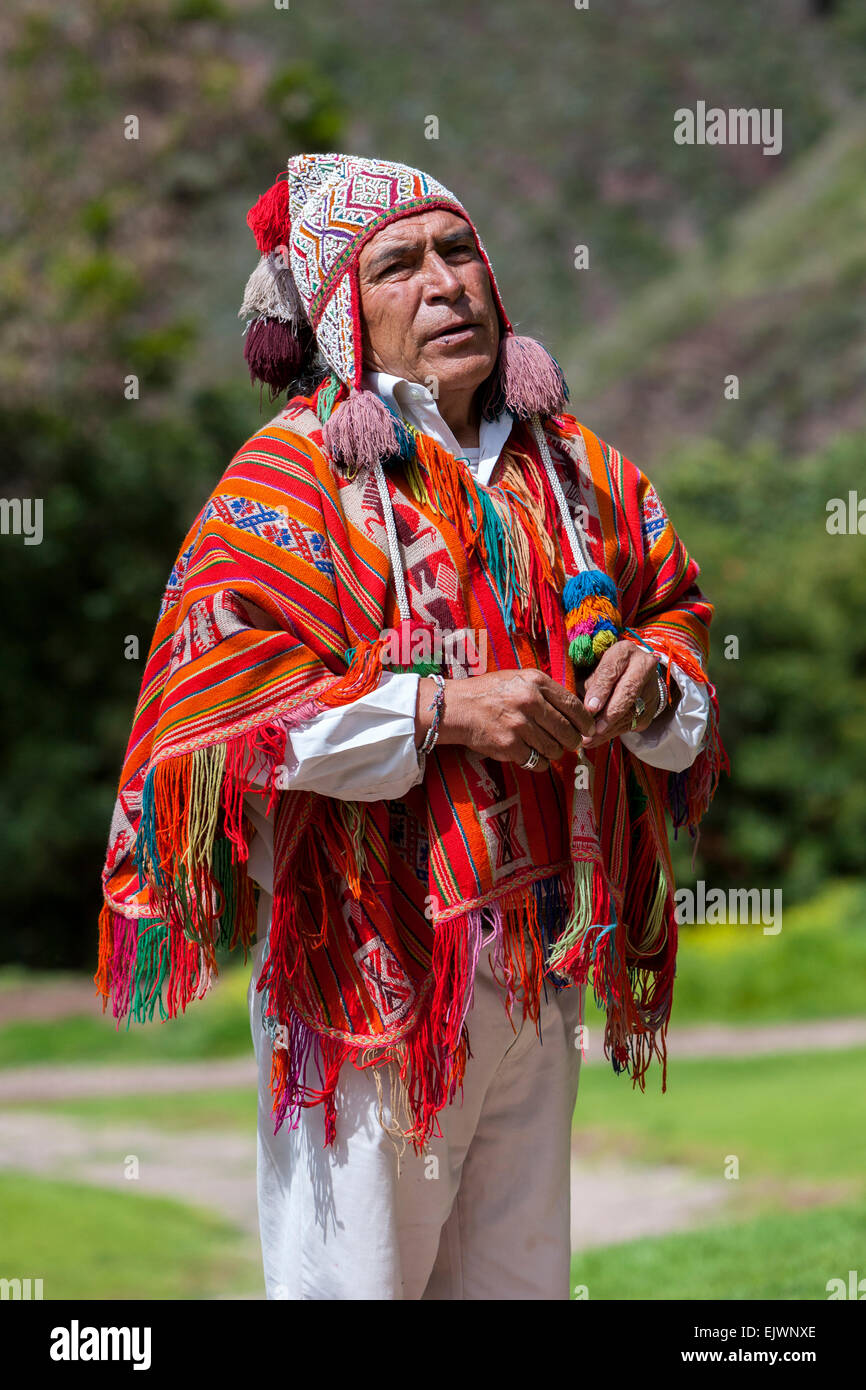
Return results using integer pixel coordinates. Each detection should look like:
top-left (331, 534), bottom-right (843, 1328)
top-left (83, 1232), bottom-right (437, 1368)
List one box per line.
top-left (248, 895), bottom-right (585, 1300)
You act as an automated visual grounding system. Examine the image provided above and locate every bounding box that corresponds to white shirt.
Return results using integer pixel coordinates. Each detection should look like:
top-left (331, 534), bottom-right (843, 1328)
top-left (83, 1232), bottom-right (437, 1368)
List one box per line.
top-left (242, 372), bottom-right (709, 893)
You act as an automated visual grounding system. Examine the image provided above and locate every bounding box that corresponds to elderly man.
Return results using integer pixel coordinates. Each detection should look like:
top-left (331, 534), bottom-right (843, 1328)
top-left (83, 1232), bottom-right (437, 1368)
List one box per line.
top-left (98, 153), bottom-right (725, 1301)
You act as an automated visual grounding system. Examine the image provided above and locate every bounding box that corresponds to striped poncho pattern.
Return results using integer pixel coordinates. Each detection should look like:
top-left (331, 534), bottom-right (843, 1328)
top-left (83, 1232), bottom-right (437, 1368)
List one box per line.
top-left (98, 381), bottom-right (726, 1147)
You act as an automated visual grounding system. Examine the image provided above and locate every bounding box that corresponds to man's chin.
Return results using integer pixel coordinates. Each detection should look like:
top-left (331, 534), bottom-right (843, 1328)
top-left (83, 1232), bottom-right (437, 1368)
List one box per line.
top-left (420, 343), bottom-right (498, 389)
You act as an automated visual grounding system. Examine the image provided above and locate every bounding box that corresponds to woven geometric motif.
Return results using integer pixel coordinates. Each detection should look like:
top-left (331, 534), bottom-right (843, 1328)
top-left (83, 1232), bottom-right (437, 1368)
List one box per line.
top-left (168, 591), bottom-right (248, 678)
top-left (640, 482), bottom-right (668, 547)
top-left (289, 158), bottom-right (459, 316)
top-left (353, 936), bottom-right (416, 1027)
top-left (199, 494), bottom-right (335, 575)
top-left (286, 152), bottom-right (350, 227)
top-left (479, 794), bottom-right (531, 883)
top-left (570, 777), bottom-right (600, 862)
top-left (547, 429), bottom-right (605, 565)
top-left (159, 541), bottom-right (195, 618)
top-left (388, 499), bottom-right (465, 634)
top-left (463, 750), bottom-right (500, 802)
top-left (105, 762), bottom-right (147, 876)
top-left (310, 274), bottom-right (358, 396)
top-left (199, 494), bottom-right (291, 545)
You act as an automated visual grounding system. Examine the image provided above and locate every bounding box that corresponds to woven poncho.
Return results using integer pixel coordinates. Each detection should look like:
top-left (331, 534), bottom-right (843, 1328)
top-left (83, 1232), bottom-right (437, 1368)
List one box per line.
top-left (97, 380), bottom-right (726, 1147)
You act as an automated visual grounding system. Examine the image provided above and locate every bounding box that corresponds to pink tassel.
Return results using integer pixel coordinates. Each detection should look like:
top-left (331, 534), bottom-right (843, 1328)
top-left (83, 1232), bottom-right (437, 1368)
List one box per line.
top-left (482, 333), bottom-right (569, 420)
top-left (321, 387), bottom-right (403, 470)
top-left (243, 316), bottom-right (306, 393)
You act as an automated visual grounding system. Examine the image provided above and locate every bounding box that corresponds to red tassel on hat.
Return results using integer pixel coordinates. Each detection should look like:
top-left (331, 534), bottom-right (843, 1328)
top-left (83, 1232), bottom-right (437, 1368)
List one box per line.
top-left (247, 176), bottom-right (291, 255)
top-left (240, 174), bottom-right (313, 396)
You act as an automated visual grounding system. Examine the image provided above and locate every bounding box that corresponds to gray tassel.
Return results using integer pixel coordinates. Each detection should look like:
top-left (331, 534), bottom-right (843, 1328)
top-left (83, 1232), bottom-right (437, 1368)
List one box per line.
top-left (237, 251), bottom-right (305, 329)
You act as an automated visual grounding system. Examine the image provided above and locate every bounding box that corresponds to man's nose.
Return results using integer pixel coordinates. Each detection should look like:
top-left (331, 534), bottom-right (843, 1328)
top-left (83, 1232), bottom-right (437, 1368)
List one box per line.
top-left (421, 253), bottom-right (466, 300)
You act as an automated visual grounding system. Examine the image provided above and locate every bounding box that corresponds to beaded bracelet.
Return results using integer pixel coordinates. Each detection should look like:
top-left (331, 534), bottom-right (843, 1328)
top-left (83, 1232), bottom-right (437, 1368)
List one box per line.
top-left (419, 674), bottom-right (446, 755)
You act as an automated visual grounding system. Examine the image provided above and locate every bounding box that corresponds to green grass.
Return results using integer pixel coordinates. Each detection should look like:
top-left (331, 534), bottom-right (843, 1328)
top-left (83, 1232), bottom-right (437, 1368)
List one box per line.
top-left (0, 1171), bottom-right (260, 1300)
top-left (573, 1045), bottom-right (866, 1184)
top-left (570, 1196), bottom-right (866, 1300)
top-left (9, 1046), bottom-right (865, 1196)
top-left (3, 1043), bottom-right (863, 1303)
top-left (669, 880), bottom-right (866, 1024)
top-left (0, 957), bottom-right (254, 1068)
top-left (4, 1086), bottom-right (257, 1132)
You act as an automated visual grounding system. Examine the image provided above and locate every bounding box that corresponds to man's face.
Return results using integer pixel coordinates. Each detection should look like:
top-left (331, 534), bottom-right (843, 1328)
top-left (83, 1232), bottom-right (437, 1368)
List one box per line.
top-left (357, 209), bottom-right (500, 397)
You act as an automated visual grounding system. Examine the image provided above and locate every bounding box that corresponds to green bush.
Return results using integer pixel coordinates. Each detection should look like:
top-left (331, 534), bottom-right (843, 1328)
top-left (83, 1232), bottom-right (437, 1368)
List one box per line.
top-left (663, 429), bottom-right (866, 903)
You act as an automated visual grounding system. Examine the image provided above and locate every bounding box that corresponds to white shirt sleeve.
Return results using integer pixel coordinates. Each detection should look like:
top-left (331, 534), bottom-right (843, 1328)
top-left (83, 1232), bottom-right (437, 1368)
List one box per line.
top-left (242, 670), bottom-right (426, 896)
top-left (619, 655), bottom-right (710, 773)
top-left (250, 670), bottom-right (425, 802)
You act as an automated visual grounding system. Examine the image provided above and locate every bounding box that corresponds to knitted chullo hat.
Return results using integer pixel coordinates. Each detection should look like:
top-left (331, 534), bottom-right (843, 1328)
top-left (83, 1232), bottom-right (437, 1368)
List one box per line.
top-left (238, 152), bottom-right (569, 470)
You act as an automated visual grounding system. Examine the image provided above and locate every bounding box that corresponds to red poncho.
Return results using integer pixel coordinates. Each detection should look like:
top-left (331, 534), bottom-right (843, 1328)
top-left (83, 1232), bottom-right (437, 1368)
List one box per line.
top-left (98, 381), bottom-right (726, 1146)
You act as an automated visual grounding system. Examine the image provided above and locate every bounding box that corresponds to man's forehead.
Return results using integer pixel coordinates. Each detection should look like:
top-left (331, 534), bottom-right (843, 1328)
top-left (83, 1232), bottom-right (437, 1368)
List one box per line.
top-left (360, 209), bottom-right (474, 260)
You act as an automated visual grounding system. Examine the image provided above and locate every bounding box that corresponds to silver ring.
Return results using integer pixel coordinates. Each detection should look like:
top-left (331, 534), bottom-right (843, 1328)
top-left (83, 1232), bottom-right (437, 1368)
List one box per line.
top-left (520, 748), bottom-right (540, 771)
top-left (630, 695), bottom-right (646, 731)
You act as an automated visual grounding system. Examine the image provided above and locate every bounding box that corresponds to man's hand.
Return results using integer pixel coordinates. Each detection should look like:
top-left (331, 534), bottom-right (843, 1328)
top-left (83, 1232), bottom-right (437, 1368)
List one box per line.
top-left (578, 640), bottom-right (671, 749)
top-left (415, 669), bottom-right (595, 773)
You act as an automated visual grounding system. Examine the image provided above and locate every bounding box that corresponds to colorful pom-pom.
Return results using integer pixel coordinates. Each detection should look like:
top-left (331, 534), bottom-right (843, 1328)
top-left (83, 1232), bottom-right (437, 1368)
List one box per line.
top-left (568, 635), bottom-right (596, 665)
top-left (562, 570), bottom-right (618, 611)
top-left (562, 568), bottom-right (622, 668)
top-left (592, 629), bottom-right (618, 657)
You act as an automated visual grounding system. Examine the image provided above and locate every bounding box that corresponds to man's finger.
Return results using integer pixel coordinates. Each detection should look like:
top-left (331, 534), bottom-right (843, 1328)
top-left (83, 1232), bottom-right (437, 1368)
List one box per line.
top-left (512, 736), bottom-right (550, 774)
top-left (534, 677), bottom-right (596, 737)
top-left (520, 715), bottom-right (566, 763)
top-left (599, 668), bottom-right (645, 730)
top-left (528, 691), bottom-right (583, 751)
top-left (582, 664), bottom-right (653, 745)
top-left (582, 643), bottom-right (632, 715)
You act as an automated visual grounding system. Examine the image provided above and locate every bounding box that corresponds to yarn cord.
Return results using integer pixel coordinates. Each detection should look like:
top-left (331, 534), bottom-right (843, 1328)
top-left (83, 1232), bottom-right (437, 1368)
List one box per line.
top-left (372, 455), bottom-right (412, 623)
top-left (528, 414), bottom-right (593, 574)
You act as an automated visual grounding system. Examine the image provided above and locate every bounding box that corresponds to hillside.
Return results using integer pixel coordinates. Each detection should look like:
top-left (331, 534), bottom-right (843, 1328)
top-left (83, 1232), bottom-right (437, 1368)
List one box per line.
top-left (566, 110), bottom-right (866, 467)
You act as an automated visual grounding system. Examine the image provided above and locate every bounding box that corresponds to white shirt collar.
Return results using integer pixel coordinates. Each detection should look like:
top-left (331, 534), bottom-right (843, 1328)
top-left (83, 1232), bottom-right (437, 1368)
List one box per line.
top-left (361, 368), bottom-right (514, 486)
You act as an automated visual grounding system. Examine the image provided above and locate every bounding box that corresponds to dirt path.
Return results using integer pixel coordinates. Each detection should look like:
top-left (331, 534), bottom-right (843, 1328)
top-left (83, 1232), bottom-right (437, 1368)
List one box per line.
top-left (2, 1105), bottom-right (734, 1254)
top-left (653, 1016), bottom-right (866, 1059)
top-left (0, 1058), bottom-right (257, 1103)
top-left (0, 1105), bottom-right (852, 1281)
top-left (0, 977), bottom-right (104, 1025)
top-left (0, 1109), bottom-right (261, 1235)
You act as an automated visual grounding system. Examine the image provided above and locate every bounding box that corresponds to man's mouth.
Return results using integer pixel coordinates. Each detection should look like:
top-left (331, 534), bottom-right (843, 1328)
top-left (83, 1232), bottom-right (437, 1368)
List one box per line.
top-left (427, 322), bottom-right (480, 342)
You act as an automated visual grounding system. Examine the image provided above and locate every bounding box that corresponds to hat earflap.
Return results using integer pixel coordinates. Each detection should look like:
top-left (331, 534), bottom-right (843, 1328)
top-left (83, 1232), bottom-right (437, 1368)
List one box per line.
top-left (481, 332), bottom-right (569, 421)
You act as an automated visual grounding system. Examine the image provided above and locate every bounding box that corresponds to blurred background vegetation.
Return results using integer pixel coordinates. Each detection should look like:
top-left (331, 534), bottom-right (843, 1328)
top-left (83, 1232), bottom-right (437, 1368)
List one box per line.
top-left (1, 0), bottom-right (865, 1302)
